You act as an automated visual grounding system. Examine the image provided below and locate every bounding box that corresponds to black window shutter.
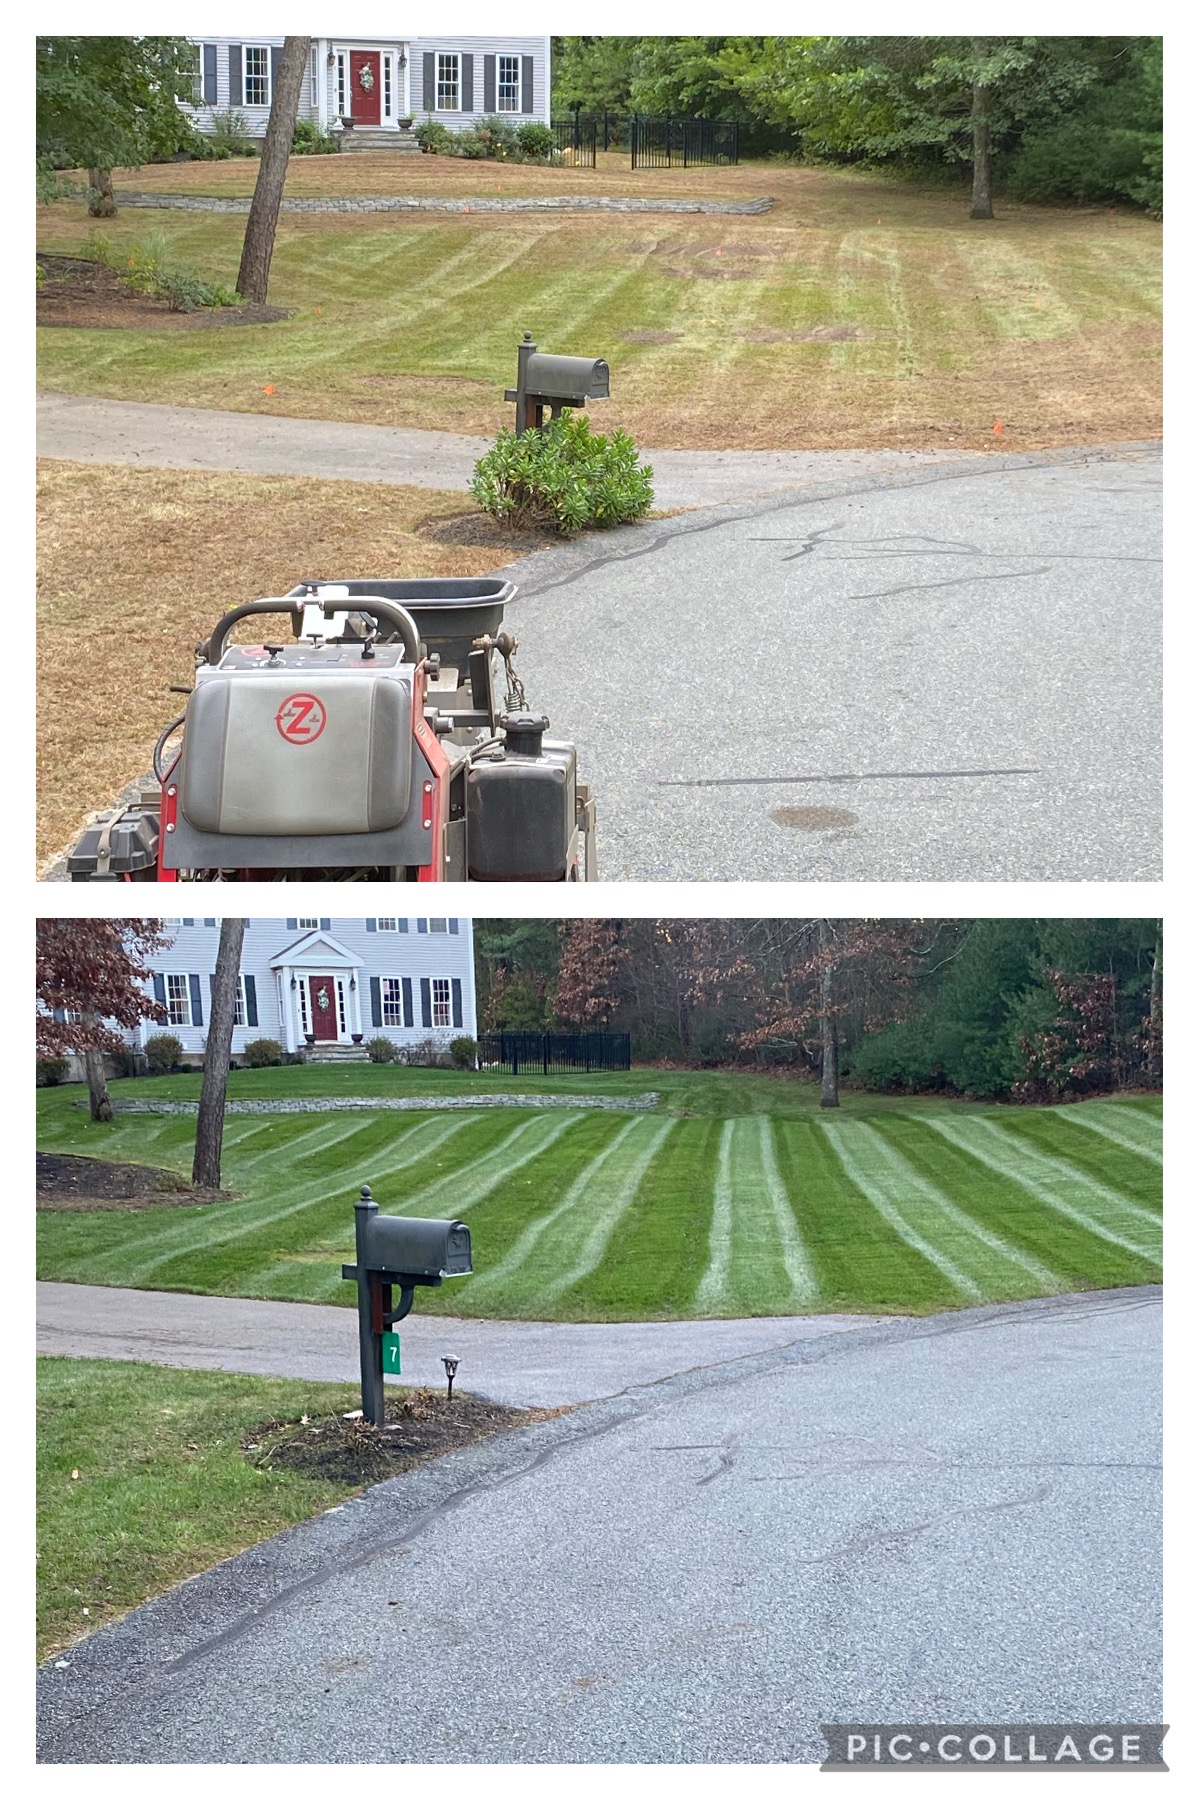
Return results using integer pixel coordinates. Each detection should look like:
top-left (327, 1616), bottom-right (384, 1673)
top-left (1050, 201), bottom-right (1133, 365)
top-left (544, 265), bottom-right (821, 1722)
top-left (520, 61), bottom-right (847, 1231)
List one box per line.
top-left (366, 918), bottom-right (377, 933)
top-left (452, 979), bottom-right (463, 1028)
top-left (417, 918), bottom-right (427, 934)
top-left (189, 974), bottom-right (204, 1027)
top-left (398, 919), bottom-right (409, 933)
top-left (245, 975), bottom-right (258, 1027)
top-left (270, 44), bottom-right (281, 103)
top-left (423, 51), bottom-right (435, 110)
top-left (203, 43), bottom-right (217, 104)
top-left (402, 978), bottom-right (413, 1028)
top-left (286, 917), bottom-right (298, 930)
top-left (461, 53), bottom-right (474, 113)
top-left (320, 918), bottom-right (331, 932)
top-left (153, 973), bottom-right (166, 1005)
top-left (420, 978), bottom-right (432, 1028)
top-left (522, 54), bottom-right (534, 113)
top-left (449, 919), bottom-right (460, 936)
top-left (483, 54), bottom-right (495, 113)
top-left (369, 977), bottom-right (382, 1028)
top-left (228, 44), bottom-right (243, 106)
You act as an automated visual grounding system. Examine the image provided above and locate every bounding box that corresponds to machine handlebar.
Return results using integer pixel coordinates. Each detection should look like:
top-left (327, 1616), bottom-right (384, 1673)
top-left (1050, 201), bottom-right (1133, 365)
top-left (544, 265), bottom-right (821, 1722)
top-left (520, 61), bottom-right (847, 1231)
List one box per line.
top-left (206, 597), bottom-right (423, 667)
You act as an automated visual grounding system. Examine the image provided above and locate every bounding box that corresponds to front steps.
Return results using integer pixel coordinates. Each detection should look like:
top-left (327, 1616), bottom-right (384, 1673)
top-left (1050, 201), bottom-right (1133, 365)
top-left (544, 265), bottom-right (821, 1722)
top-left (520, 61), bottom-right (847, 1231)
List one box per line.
top-left (337, 127), bottom-right (421, 153)
top-left (303, 1042), bottom-right (372, 1063)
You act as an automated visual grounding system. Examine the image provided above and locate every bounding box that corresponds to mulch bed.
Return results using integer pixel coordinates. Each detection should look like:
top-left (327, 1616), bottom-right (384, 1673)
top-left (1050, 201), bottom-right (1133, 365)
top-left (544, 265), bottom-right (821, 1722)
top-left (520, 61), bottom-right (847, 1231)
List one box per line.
top-left (36, 254), bottom-right (290, 329)
top-left (245, 1387), bottom-right (562, 1483)
top-left (36, 1150), bottom-right (233, 1212)
top-left (413, 508), bottom-right (562, 552)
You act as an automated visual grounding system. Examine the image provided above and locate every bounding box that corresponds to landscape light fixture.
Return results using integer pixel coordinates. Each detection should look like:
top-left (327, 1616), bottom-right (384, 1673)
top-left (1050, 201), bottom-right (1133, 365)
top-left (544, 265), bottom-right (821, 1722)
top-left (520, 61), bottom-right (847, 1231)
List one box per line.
top-left (442, 1354), bottom-right (460, 1401)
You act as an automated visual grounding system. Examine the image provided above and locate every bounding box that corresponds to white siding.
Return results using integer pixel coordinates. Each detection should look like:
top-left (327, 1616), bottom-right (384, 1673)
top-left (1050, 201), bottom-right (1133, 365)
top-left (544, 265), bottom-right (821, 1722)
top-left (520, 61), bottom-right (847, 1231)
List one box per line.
top-left (131, 918), bottom-right (476, 1060)
top-left (183, 36), bottom-right (550, 136)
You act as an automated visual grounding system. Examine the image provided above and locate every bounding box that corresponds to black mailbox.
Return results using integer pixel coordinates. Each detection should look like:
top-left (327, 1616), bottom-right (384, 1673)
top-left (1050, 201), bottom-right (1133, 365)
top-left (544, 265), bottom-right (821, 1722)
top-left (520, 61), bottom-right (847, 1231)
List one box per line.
top-left (361, 1213), bottom-right (472, 1281)
top-left (506, 332), bottom-right (611, 432)
top-left (341, 1185), bottom-right (473, 1425)
top-left (525, 351), bottom-right (610, 404)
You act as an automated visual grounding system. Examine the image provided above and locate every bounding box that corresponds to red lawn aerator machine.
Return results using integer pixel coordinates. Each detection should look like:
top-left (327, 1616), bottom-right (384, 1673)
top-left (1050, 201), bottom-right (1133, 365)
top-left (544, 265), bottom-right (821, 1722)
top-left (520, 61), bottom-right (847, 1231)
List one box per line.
top-left (66, 578), bottom-right (596, 883)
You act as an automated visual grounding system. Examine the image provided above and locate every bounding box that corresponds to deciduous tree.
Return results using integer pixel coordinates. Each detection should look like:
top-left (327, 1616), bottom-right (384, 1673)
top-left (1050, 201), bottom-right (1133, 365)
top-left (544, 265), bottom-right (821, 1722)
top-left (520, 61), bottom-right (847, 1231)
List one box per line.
top-left (36, 920), bottom-right (168, 1121)
top-left (36, 36), bottom-right (199, 212)
top-left (192, 918), bottom-right (246, 1189)
top-left (236, 36), bottom-right (311, 303)
top-left (554, 920), bottom-right (628, 1028)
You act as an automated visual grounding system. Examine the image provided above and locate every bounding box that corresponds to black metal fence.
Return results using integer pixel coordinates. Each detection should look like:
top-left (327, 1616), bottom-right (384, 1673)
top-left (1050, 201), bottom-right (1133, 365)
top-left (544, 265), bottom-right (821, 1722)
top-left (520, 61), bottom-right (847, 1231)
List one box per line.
top-left (478, 1031), bottom-right (631, 1075)
top-left (549, 117), bottom-right (597, 169)
top-left (629, 116), bottom-right (740, 169)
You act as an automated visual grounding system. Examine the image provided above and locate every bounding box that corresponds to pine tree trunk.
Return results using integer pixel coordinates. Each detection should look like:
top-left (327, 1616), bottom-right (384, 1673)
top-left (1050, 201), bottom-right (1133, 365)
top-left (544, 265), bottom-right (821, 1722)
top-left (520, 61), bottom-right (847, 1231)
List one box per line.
top-left (193, 919), bottom-right (246, 1189)
top-left (84, 1039), bottom-right (114, 1123)
top-left (969, 40), bottom-right (994, 220)
top-left (818, 918), bottom-right (840, 1109)
top-left (87, 168), bottom-right (116, 218)
top-left (236, 37), bottom-right (311, 303)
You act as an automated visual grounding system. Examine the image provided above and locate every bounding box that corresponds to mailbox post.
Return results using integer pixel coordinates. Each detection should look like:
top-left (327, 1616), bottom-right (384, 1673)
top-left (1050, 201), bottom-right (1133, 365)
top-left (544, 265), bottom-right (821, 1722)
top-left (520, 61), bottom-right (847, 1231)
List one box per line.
top-left (341, 1185), bottom-right (473, 1427)
top-left (505, 332), bottom-right (611, 434)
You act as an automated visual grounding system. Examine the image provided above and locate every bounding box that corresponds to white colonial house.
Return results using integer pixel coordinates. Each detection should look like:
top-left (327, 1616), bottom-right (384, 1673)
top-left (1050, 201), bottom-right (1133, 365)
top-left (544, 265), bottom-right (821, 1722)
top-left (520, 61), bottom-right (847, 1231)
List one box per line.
top-left (124, 916), bottom-right (477, 1063)
top-left (183, 35), bottom-right (551, 144)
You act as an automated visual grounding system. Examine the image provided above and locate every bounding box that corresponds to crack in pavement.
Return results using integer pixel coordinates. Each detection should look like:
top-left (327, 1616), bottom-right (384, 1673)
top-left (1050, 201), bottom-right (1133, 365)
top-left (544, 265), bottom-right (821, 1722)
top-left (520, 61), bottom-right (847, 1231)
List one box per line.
top-left (787, 1481), bottom-right (1055, 1567)
top-left (512, 443), bottom-right (1155, 600)
top-left (659, 767), bottom-right (1038, 788)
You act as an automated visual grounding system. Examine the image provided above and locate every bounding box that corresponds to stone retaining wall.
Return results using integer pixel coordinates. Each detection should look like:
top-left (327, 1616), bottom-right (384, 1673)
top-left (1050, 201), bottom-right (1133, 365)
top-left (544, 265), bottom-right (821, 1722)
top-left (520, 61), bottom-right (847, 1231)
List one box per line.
top-left (114, 192), bottom-right (773, 216)
top-left (102, 1092), bottom-right (660, 1115)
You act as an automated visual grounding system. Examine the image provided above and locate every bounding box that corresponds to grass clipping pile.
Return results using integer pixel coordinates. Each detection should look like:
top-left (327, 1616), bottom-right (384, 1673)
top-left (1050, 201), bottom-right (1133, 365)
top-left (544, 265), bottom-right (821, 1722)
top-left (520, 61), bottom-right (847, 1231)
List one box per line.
top-left (245, 1388), bottom-right (557, 1484)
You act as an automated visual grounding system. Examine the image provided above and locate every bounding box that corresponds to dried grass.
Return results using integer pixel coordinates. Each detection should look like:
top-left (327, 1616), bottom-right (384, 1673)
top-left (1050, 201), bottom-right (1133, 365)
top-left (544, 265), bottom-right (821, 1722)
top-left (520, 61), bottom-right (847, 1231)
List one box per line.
top-left (36, 462), bottom-right (513, 871)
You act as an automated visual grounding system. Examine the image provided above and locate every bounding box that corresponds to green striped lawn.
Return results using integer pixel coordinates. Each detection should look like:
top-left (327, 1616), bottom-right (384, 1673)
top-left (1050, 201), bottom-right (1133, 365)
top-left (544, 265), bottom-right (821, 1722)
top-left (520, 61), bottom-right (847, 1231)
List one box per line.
top-left (36, 1075), bottom-right (1161, 1320)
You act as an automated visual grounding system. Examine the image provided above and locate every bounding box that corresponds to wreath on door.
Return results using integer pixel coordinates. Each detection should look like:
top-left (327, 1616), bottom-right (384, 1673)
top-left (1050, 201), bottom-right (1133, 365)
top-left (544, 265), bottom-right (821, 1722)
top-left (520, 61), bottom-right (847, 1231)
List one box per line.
top-left (358, 64), bottom-right (375, 92)
top-left (316, 987), bottom-right (331, 1010)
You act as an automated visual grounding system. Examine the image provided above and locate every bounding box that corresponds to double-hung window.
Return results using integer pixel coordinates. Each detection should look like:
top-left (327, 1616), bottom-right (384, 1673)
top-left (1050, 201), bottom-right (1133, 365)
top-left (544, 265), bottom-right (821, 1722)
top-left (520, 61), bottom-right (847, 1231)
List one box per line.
top-left (187, 43), bottom-right (204, 103)
top-left (437, 53), bottom-right (460, 110)
top-left (244, 44), bottom-right (271, 108)
top-left (165, 974), bottom-right (193, 1028)
top-left (381, 979), bottom-right (405, 1027)
top-left (428, 918), bottom-right (449, 934)
top-left (232, 976), bottom-right (248, 1028)
top-left (297, 917), bottom-right (319, 930)
top-left (497, 54), bottom-right (521, 112)
top-left (431, 978), bottom-right (452, 1028)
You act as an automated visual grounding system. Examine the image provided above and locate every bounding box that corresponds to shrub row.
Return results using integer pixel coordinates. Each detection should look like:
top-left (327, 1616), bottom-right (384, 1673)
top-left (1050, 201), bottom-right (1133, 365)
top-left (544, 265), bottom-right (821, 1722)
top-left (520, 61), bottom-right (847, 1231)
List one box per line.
top-left (415, 116), bottom-right (556, 162)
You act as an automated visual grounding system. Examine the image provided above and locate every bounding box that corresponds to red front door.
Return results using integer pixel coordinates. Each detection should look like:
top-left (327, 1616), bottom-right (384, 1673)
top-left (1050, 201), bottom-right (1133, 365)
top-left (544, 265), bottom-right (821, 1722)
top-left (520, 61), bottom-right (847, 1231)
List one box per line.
top-left (309, 976), bottom-right (338, 1041)
top-left (349, 51), bottom-right (382, 125)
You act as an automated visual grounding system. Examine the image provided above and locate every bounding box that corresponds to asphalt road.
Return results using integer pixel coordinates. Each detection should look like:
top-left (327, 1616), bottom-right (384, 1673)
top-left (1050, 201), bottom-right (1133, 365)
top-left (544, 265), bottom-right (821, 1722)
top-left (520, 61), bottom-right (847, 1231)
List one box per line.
top-left (505, 443), bottom-right (1161, 881)
top-left (37, 1287), bottom-right (1161, 1764)
top-left (36, 1281), bottom-right (876, 1407)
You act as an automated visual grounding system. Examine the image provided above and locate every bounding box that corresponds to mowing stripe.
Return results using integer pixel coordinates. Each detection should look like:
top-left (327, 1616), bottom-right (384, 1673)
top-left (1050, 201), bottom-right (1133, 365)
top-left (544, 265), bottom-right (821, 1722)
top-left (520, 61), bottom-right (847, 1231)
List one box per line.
top-left (759, 1118), bottom-right (820, 1303)
top-left (538, 1118), bottom-right (678, 1301)
top-left (924, 1118), bottom-right (1161, 1261)
top-left (1056, 1107), bottom-right (1163, 1166)
top-left (469, 1117), bottom-right (646, 1295)
top-left (696, 1117), bottom-right (818, 1311)
top-left (73, 1115), bottom-right (472, 1283)
top-left (819, 1121), bottom-right (985, 1301)
top-left (410, 1111), bottom-right (589, 1217)
top-left (852, 1121), bottom-right (1062, 1293)
top-left (931, 1115), bottom-right (1161, 1227)
top-left (694, 1121), bottom-right (735, 1312)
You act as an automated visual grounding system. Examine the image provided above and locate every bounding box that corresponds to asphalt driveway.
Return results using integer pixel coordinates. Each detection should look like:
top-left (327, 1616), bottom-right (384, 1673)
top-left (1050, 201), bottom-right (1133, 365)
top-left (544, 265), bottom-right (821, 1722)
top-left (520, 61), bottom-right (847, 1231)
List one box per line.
top-left (37, 1286), bottom-right (1161, 1763)
top-left (505, 443), bottom-right (1161, 881)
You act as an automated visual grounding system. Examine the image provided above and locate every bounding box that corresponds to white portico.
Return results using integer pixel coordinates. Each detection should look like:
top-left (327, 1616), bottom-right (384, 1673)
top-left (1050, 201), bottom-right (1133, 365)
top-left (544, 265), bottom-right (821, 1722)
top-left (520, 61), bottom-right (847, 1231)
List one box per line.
top-left (271, 929), bottom-right (365, 1052)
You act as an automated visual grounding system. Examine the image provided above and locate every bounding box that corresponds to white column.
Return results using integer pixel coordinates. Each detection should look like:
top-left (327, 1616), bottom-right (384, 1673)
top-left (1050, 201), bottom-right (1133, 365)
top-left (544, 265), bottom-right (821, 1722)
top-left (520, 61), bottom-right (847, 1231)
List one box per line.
top-left (349, 974), bottom-right (363, 1039)
top-left (316, 40), bottom-right (329, 128)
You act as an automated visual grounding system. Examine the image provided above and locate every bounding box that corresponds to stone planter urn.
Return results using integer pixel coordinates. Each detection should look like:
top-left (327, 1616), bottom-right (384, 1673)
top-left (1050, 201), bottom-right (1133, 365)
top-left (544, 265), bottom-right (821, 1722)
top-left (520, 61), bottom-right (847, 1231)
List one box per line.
top-left (352, 1033), bottom-right (364, 1044)
top-left (305, 1032), bottom-right (316, 1046)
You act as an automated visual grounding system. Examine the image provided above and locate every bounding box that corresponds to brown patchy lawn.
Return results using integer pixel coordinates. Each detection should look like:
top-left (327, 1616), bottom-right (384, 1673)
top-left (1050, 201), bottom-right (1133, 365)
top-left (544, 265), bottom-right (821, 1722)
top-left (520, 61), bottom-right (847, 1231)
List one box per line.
top-left (37, 163), bottom-right (1161, 452)
top-left (36, 462), bottom-right (529, 873)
